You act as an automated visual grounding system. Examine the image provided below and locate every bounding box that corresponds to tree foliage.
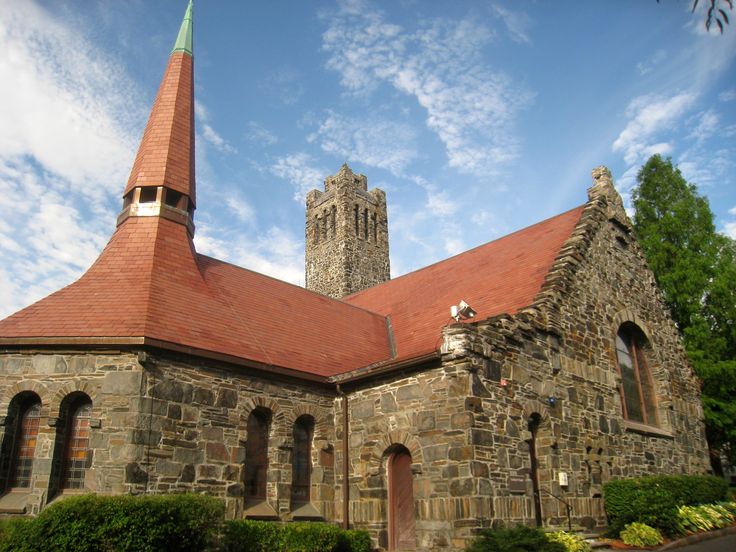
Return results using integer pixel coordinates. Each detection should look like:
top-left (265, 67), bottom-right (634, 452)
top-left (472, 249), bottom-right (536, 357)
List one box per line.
top-left (694, 0), bottom-right (733, 33)
top-left (658, 0), bottom-right (733, 33)
top-left (633, 155), bottom-right (736, 470)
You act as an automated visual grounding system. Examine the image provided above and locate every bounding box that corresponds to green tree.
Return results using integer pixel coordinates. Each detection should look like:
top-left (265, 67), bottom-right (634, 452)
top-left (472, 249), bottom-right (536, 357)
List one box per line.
top-left (633, 154), bottom-right (736, 472)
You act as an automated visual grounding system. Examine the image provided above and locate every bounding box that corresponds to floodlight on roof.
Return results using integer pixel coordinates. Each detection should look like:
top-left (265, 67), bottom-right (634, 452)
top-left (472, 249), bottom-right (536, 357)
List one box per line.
top-left (450, 300), bottom-right (476, 321)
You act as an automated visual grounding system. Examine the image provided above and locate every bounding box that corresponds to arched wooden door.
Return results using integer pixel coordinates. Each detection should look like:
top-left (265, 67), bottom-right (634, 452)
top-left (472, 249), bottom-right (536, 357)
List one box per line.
top-left (388, 447), bottom-right (416, 551)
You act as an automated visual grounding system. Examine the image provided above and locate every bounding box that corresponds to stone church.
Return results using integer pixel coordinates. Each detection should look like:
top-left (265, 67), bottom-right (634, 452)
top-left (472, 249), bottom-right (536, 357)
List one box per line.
top-left (0, 3), bottom-right (709, 550)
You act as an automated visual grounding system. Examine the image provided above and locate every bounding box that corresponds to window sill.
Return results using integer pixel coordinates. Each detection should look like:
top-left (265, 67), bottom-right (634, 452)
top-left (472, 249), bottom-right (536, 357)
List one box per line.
top-left (244, 500), bottom-right (279, 520)
top-left (290, 502), bottom-right (323, 520)
top-left (0, 490), bottom-right (31, 514)
top-left (622, 420), bottom-right (673, 439)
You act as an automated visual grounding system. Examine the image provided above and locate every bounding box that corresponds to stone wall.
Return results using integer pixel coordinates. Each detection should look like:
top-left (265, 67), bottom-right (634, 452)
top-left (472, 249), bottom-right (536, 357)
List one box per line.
top-left (305, 164), bottom-right (390, 298)
top-left (0, 350), bottom-right (142, 514)
top-left (341, 361), bottom-right (477, 550)
top-left (339, 170), bottom-right (709, 550)
top-left (0, 349), bottom-right (338, 521)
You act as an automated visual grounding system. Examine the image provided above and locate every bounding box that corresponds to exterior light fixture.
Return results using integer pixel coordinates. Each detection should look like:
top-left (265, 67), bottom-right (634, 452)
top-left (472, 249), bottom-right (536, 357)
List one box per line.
top-left (450, 300), bottom-right (477, 321)
top-left (548, 396), bottom-right (558, 407)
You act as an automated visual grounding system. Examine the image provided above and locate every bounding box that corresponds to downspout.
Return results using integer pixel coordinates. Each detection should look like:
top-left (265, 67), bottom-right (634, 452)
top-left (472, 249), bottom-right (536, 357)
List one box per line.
top-left (336, 384), bottom-right (349, 529)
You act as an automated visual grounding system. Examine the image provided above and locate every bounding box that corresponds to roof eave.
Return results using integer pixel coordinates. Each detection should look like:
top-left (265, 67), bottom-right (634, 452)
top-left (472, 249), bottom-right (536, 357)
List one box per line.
top-left (328, 351), bottom-right (441, 384)
top-left (0, 336), bottom-right (331, 384)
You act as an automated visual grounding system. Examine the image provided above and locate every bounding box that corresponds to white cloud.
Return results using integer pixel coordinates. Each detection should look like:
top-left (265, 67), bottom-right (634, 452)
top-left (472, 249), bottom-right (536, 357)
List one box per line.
top-left (270, 153), bottom-right (326, 201)
top-left (490, 4), bottom-right (531, 44)
top-left (426, 190), bottom-right (459, 217)
top-left (0, 159), bottom-right (112, 318)
top-left (612, 93), bottom-right (696, 164)
top-left (260, 65), bottom-right (305, 106)
top-left (0, 0), bottom-right (142, 198)
top-left (321, 0), bottom-right (531, 176)
top-left (636, 49), bottom-right (667, 76)
top-left (225, 195), bottom-right (256, 224)
top-left (642, 142), bottom-right (674, 158)
top-left (0, 0), bottom-right (149, 317)
top-left (310, 112), bottom-right (417, 176)
top-left (194, 100), bottom-right (236, 153)
top-left (718, 89), bottom-right (736, 102)
top-left (729, 206), bottom-right (736, 216)
top-left (688, 109), bottom-right (719, 143)
top-left (724, 221), bottom-right (736, 239)
top-left (246, 121), bottom-right (278, 146)
top-left (194, 225), bottom-right (304, 286)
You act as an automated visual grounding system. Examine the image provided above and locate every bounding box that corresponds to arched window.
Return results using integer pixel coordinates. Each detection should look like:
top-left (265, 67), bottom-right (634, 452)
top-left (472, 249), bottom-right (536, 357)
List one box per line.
top-left (291, 415), bottom-right (314, 508)
top-left (615, 323), bottom-right (658, 425)
top-left (244, 408), bottom-right (271, 504)
top-left (387, 445), bottom-right (416, 551)
top-left (60, 396), bottom-right (92, 490)
top-left (5, 394), bottom-right (42, 490)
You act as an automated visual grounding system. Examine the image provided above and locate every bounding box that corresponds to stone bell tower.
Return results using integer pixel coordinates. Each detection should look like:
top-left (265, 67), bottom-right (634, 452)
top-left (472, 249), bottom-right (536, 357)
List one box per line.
top-left (305, 164), bottom-right (390, 298)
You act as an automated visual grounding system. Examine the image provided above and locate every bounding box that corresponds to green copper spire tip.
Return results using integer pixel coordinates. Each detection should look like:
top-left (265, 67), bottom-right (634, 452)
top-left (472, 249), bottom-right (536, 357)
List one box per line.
top-left (172, 0), bottom-right (193, 56)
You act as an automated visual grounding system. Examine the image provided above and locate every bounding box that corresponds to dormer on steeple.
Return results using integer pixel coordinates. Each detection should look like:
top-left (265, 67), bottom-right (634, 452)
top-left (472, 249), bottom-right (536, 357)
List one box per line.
top-left (305, 164), bottom-right (390, 298)
top-left (118, 0), bottom-right (196, 236)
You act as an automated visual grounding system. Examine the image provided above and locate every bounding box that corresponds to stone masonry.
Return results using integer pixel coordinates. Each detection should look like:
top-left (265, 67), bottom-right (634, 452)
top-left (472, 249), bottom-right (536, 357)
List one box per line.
top-left (305, 164), bottom-right (390, 298)
top-left (333, 168), bottom-right (709, 549)
top-left (0, 349), bottom-right (338, 521)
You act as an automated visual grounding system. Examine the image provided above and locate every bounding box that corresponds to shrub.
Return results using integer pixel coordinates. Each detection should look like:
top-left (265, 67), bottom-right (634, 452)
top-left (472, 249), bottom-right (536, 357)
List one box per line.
top-left (466, 525), bottom-right (566, 552)
top-left (546, 531), bottom-right (592, 552)
top-left (0, 494), bottom-right (224, 552)
top-left (674, 502), bottom-right (736, 534)
top-left (619, 522), bottom-right (663, 547)
top-left (338, 529), bottom-right (373, 552)
top-left (603, 474), bottom-right (727, 535)
top-left (221, 520), bottom-right (372, 552)
top-left (0, 518), bottom-right (34, 552)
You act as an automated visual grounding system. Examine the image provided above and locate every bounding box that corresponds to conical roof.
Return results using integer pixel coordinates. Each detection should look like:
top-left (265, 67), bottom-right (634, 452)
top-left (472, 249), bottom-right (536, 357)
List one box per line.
top-left (123, 0), bottom-right (196, 206)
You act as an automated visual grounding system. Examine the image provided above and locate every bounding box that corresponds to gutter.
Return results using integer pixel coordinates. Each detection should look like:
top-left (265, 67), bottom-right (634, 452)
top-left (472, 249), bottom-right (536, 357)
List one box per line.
top-left (336, 384), bottom-right (350, 529)
top-left (328, 351), bottom-right (441, 384)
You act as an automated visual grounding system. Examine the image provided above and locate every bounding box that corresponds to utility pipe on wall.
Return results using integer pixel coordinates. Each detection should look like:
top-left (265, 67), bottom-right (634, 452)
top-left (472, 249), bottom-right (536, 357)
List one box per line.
top-left (336, 384), bottom-right (349, 529)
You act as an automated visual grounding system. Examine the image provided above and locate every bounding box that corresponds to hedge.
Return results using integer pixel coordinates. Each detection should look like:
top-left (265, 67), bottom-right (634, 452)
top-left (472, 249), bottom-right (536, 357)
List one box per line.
top-left (603, 474), bottom-right (728, 536)
top-left (0, 494), bottom-right (224, 552)
top-left (465, 525), bottom-right (566, 552)
top-left (221, 520), bottom-right (372, 552)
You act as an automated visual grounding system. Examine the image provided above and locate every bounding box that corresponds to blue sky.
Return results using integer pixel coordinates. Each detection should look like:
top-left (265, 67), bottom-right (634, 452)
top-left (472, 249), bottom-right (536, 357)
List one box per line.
top-left (0, 0), bottom-right (734, 318)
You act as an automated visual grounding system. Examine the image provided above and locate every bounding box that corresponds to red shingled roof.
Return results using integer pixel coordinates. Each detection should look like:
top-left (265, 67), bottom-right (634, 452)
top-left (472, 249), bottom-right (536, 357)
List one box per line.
top-left (0, 215), bottom-right (393, 378)
top-left (124, 51), bottom-right (196, 206)
top-left (344, 206), bottom-right (586, 365)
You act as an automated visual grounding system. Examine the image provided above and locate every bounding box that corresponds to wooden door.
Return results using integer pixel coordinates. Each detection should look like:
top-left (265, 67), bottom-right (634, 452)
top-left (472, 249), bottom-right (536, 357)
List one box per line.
top-left (388, 449), bottom-right (416, 551)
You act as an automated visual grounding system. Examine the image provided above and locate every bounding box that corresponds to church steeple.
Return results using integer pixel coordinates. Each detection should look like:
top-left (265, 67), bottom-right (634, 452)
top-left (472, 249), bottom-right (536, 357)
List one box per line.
top-left (119, 0), bottom-right (196, 235)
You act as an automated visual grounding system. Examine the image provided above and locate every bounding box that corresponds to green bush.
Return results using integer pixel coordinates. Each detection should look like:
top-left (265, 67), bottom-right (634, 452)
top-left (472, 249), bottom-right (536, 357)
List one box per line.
top-left (339, 530), bottom-right (373, 552)
top-left (620, 522), bottom-right (663, 547)
top-left (221, 520), bottom-right (371, 552)
top-left (466, 525), bottom-right (566, 552)
top-left (603, 474), bottom-right (728, 535)
top-left (546, 531), bottom-right (592, 552)
top-left (0, 494), bottom-right (224, 552)
top-left (674, 502), bottom-right (736, 534)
